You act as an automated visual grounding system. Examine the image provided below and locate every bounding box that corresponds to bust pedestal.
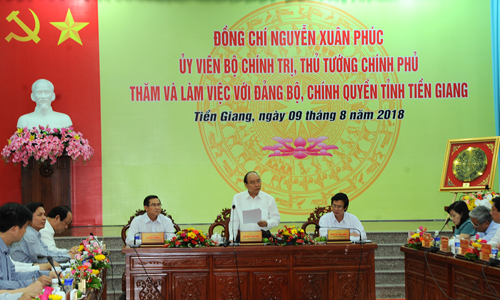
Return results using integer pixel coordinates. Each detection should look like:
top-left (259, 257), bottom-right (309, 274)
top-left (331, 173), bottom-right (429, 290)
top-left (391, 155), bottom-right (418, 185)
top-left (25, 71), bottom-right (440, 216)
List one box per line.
top-left (21, 156), bottom-right (71, 210)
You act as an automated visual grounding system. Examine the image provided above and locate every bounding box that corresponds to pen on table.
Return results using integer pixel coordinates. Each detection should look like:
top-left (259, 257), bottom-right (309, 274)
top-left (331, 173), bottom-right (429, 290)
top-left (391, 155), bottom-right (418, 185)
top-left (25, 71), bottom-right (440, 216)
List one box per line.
top-left (32, 276), bottom-right (35, 283)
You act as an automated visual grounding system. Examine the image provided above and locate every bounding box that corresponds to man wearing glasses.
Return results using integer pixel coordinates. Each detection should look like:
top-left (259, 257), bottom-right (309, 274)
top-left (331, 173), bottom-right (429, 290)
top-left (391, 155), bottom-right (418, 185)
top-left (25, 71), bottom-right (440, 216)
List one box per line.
top-left (469, 205), bottom-right (499, 241)
top-left (228, 171), bottom-right (281, 242)
top-left (318, 193), bottom-right (367, 241)
top-left (487, 197), bottom-right (500, 246)
top-left (125, 195), bottom-right (176, 246)
top-left (40, 206), bottom-right (78, 257)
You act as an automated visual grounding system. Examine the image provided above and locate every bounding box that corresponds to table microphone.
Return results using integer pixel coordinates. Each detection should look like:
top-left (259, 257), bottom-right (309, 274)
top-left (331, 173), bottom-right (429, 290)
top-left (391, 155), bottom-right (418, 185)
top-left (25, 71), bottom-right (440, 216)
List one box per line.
top-left (38, 255), bottom-right (63, 287)
top-left (430, 217), bottom-right (450, 253)
top-left (229, 204), bottom-right (239, 246)
top-left (89, 232), bottom-right (108, 255)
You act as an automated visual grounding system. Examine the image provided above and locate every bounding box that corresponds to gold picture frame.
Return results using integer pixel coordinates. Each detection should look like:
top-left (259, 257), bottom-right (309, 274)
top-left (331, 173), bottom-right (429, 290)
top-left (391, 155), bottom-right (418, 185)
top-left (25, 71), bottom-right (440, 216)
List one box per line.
top-left (440, 137), bottom-right (500, 192)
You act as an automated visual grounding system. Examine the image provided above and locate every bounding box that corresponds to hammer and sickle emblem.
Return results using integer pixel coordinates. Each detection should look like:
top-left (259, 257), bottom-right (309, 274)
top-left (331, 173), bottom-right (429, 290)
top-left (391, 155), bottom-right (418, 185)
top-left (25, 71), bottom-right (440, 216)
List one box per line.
top-left (5, 9), bottom-right (40, 43)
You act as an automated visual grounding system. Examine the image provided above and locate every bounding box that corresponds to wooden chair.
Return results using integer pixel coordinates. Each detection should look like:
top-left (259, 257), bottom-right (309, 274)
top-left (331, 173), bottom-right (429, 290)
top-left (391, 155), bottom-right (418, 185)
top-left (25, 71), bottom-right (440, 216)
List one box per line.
top-left (208, 208), bottom-right (231, 239)
top-left (120, 208), bottom-right (181, 244)
top-left (121, 209), bottom-right (181, 293)
top-left (301, 206), bottom-right (332, 237)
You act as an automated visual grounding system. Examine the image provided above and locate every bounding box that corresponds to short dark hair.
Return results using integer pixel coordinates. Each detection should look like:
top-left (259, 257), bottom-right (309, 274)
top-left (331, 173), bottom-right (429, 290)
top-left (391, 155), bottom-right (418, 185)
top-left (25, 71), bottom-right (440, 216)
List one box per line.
top-left (47, 205), bottom-right (71, 221)
top-left (144, 195), bottom-right (160, 207)
top-left (493, 197), bottom-right (500, 212)
top-left (25, 202), bottom-right (44, 213)
top-left (447, 201), bottom-right (469, 228)
top-left (0, 203), bottom-right (33, 233)
top-left (244, 171), bottom-right (259, 184)
top-left (331, 193), bottom-right (349, 211)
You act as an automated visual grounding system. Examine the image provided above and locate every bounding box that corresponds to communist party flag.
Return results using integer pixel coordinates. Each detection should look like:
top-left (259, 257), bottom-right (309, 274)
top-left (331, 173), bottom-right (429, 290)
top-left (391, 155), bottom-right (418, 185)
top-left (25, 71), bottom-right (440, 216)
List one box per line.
top-left (0, 0), bottom-right (102, 226)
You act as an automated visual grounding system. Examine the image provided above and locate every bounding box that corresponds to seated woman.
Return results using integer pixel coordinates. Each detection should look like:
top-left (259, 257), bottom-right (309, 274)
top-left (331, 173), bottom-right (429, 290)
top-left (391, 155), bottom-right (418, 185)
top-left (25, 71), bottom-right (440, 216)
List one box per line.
top-left (447, 201), bottom-right (476, 239)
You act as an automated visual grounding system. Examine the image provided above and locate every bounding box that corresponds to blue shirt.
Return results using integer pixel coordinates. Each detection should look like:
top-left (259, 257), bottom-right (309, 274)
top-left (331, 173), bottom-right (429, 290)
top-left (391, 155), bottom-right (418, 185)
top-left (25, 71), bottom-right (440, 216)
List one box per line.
top-left (478, 221), bottom-right (500, 241)
top-left (0, 237), bottom-right (42, 290)
top-left (10, 226), bottom-right (70, 264)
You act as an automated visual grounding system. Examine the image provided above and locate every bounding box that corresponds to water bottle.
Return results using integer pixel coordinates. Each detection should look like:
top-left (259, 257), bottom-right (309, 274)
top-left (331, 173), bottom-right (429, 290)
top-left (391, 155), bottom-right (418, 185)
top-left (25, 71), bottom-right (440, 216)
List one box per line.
top-left (51, 278), bottom-right (59, 290)
top-left (64, 278), bottom-right (74, 293)
top-left (433, 230), bottom-right (440, 248)
top-left (134, 232), bottom-right (142, 246)
top-left (454, 235), bottom-right (460, 256)
top-left (492, 245), bottom-right (498, 260)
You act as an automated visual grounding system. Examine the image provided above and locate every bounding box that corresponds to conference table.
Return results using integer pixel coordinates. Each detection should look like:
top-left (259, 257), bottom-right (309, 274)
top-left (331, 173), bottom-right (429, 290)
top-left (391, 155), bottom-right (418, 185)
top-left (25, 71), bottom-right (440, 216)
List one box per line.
top-left (401, 246), bottom-right (500, 300)
top-left (123, 243), bottom-right (377, 300)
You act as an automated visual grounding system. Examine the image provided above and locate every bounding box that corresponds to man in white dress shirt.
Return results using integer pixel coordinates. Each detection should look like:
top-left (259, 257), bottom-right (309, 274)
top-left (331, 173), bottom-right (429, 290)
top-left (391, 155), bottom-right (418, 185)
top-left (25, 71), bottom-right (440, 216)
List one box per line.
top-left (125, 195), bottom-right (176, 246)
top-left (228, 171), bottom-right (281, 242)
top-left (318, 193), bottom-right (367, 241)
top-left (488, 197), bottom-right (500, 246)
top-left (40, 206), bottom-right (78, 257)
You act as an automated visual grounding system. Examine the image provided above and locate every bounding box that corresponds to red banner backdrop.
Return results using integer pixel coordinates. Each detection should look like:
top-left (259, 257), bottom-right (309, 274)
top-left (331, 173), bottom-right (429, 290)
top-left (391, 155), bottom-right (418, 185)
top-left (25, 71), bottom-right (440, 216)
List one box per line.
top-left (0, 0), bottom-right (102, 225)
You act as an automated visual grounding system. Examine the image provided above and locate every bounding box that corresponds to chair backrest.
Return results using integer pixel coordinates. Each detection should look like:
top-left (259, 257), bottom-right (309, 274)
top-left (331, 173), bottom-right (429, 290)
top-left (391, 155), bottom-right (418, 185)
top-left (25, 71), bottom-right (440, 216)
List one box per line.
top-left (121, 209), bottom-right (181, 244)
top-left (301, 206), bottom-right (333, 237)
top-left (208, 208), bottom-right (231, 239)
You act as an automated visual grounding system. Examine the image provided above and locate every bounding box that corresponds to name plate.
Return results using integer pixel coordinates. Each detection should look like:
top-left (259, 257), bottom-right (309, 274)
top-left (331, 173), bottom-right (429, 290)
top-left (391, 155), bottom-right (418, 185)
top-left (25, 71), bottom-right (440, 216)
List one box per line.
top-left (440, 237), bottom-right (449, 252)
top-left (240, 231), bottom-right (262, 243)
top-left (327, 229), bottom-right (350, 241)
top-left (480, 243), bottom-right (492, 260)
top-left (142, 232), bottom-right (165, 245)
top-left (459, 239), bottom-right (469, 255)
top-left (422, 233), bottom-right (432, 248)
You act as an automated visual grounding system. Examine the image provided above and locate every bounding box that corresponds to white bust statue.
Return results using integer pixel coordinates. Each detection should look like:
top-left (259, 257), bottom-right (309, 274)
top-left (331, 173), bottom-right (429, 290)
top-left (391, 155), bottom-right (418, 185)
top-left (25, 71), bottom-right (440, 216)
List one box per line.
top-left (17, 79), bottom-right (73, 129)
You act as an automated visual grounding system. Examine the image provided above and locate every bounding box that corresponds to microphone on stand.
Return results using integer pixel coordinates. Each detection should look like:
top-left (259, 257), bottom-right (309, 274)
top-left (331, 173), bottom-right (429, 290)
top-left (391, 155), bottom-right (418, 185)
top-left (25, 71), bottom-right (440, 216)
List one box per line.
top-left (230, 204), bottom-right (239, 246)
top-left (430, 217), bottom-right (450, 253)
top-left (38, 255), bottom-right (62, 287)
top-left (89, 232), bottom-right (108, 255)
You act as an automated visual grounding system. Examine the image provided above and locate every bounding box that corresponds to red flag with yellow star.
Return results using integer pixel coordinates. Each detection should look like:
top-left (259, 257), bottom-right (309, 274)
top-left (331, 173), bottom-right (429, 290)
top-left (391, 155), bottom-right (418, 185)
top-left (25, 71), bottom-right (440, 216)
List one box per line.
top-left (0, 0), bottom-right (102, 226)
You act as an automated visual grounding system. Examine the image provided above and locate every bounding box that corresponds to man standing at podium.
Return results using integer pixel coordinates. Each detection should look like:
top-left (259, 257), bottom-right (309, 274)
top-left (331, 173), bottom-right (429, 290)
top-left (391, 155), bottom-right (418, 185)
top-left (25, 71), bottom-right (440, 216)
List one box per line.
top-left (319, 193), bottom-right (367, 241)
top-left (228, 171), bottom-right (281, 242)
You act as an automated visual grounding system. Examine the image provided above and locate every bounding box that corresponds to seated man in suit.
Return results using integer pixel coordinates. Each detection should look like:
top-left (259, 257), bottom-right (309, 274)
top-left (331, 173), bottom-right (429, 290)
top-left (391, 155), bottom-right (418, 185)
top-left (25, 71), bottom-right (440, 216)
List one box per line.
top-left (10, 203), bottom-right (71, 264)
top-left (0, 203), bottom-right (53, 291)
top-left (469, 205), bottom-right (499, 241)
top-left (40, 206), bottom-right (78, 256)
top-left (319, 193), bottom-right (367, 241)
top-left (125, 195), bottom-right (176, 246)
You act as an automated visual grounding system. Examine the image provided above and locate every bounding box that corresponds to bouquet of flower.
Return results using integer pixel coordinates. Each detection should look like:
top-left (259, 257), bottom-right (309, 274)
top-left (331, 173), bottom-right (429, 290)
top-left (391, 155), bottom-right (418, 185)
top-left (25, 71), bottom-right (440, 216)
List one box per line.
top-left (76, 235), bottom-right (110, 271)
top-left (406, 226), bottom-right (427, 250)
top-left (464, 237), bottom-right (487, 261)
top-left (273, 225), bottom-right (314, 245)
top-left (165, 228), bottom-right (217, 248)
top-left (71, 260), bottom-right (102, 290)
top-left (462, 191), bottom-right (499, 211)
top-left (1, 125), bottom-right (94, 167)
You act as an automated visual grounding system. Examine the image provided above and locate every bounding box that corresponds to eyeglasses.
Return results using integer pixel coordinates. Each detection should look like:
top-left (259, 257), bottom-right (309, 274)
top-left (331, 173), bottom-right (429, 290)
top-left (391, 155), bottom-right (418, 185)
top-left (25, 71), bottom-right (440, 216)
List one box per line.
top-left (149, 203), bottom-right (162, 207)
top-left (471, 221), bottom-right (481, 228)
top-left (332, 204), bottom-right (344, 210)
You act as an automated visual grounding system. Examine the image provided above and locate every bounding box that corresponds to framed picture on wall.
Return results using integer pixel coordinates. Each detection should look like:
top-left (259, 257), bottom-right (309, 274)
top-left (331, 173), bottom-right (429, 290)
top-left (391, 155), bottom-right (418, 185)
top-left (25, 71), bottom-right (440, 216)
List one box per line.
top-left (440, 137), bottom-right (500, 192)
